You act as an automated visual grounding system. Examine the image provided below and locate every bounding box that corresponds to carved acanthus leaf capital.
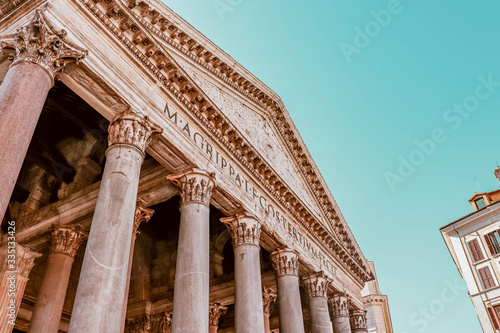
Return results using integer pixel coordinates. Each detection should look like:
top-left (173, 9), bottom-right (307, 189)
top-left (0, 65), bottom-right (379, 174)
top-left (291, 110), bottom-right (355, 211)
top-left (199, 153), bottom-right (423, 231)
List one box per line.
top-left (302, 271), bottom-right (331, 299)
top-left (50, 226), bottom-right (88, 257)
top-left (209, 303), bottom-right (227, 327)
top-left (150, 312), bottom-right (172, 333)
top-left (0, 9), bottom-right (87, 85)
top-left (133, 202), bottom-right (154, 235)
top-left (166, 168), bottom-right (215, 207)
top-left (350, 310), bottom-right (368, 331)
top-left (126, 314), bottom-right (150, 333)
top-left (108, 111), bottom-right (163, 155)
top-left (270, 247), bottom-right (299, 277)
top-left (0, 243), bottom-right (41, 279)
top-left (328, 292), bottom-right (350, 318)
top-left (220, 213), bottom-right (261, 247)
top-left (262, 287), bottom-right (277, 316)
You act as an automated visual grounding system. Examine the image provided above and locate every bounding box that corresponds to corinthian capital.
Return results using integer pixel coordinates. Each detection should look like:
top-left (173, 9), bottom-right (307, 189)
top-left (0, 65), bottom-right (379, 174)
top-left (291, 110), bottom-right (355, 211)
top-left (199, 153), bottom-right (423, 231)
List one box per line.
top-left (302, 271), bottom-right (331, 299)
top-left (133, 202), bottom-right (154, 235)
top-left (350, 310), bottom-right (368, 331)
top-left (150, 312), bottom-right (172, 333)
top-left (166, 168), bottom-right (215, 207)
top-left (126, 314), bottom-right (150, 333)
top-left (0, 243), bottom-right (41, 279)
top-left (328, 292), bottom-right (350, 318)
top-left (50, 226), bottom-right (88, 257)
top-left (209, 302), bottom-right (227, 327)
top-left (108, 111), bottom-right (163, 155)
top-left (0, 9), bottom-right (87, 85)
top-left (220, 213), bottom-right (261, 247)
top-left (262, 287), bottom-right (277, 316)
top-left (270, 247), bottom-right (299, 277)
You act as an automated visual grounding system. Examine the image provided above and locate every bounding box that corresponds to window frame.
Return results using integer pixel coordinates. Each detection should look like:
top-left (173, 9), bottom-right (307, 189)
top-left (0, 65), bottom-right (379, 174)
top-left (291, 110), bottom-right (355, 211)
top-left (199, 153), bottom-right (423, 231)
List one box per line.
top-left (476, 197), bottom-right (487, 210)
top-left (485, 231), bottom-right (500, 256)
top-left (468, 238), bottom-right (485, 263)
top-left (478, 265), bottom-right (497, 290)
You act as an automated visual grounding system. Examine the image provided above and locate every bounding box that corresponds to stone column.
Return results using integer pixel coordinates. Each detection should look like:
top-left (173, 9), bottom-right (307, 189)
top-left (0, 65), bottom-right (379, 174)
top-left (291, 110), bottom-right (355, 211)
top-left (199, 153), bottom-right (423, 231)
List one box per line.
top-left (262, 287), bottom-right (277, 333)
top-left (28, 227), bottom-right (87, 333)
top-left (328, 293), bottom-right (351, 333)
top-left (68, 112), bottom-right (161, 332)
top-left (221, 213), bottom-right (265, 333)
top-left (302, 272), bottom-right (332, 333)
top-left (120, 203), bottom-right (154, 331)
top-left (0, 243), bottom-right (41, 333)
top-left (167, 169), bottom-right (215, 333)
top-left (0, 9), bottom-right (87, 220)
top-left (270, 247), bottom-right (304, 333)
top-left (349, 310), bottom-right (368, 333)
top-left (209, 303), bottom-right (227, 333)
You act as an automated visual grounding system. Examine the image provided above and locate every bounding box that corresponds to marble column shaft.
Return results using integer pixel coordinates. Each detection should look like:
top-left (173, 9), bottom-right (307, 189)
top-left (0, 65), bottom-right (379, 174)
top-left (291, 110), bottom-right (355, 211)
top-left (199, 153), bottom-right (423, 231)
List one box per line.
top-left (302, 272), bottom-right (332, 333)
top-left (0, 243), bottom-right (41, 333)
top-left (221, 214), bottom-right (265, 333)
top-left (28, 227), bottom-right (87, 333)
top-left (271, 248), bottom-right (304, 333)
top-left (68, 112), bottom-right (161, 332)
top-left (0, 10), bottom-right (87, 221)
top-left (120, 203), bottom-right (154, 332)
top-left (328, 293), bottom-right (351, 333)
top-left (167, 169), bottom-right (215, 333)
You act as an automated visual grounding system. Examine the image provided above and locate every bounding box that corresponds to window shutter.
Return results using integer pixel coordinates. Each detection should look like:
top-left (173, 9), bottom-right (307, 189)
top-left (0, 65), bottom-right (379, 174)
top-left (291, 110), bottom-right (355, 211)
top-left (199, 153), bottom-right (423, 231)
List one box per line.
top-left (479, 267), bottom-right (496, 290)
top-left (468, 239), bottom-right (485, 263)
top-left (486, 235), bottom-right (496, 256)
top-left (488, 307), bottom-right (500, 329)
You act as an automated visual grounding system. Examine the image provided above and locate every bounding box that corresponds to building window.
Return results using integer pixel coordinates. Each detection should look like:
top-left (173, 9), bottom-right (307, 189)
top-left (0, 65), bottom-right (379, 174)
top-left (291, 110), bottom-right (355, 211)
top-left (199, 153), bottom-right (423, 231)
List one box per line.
top-left (476, 198), bottom-right (487, 210)
top-left (478, 266), bottom-right (496, 290)
top-left (486, 231), bottom-right (500, 256)
top-left (468, 239), bottom-right (485, 263)
top-left (492, 306), bottom-right (500, 329)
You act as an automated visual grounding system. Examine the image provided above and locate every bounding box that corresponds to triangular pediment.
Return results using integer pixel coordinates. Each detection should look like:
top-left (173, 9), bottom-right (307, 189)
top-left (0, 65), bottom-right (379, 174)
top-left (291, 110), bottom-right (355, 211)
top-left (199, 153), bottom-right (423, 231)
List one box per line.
top-left (172, 58), bottom-right (324, 219)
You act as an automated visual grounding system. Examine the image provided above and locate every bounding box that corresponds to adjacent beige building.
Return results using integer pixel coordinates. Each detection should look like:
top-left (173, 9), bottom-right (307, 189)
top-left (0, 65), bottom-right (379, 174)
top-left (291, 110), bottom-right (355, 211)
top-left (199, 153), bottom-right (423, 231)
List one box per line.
top-left (441, 167), bottom-right (500, 333)
top-left (0, 0), bottom-right (392, 332)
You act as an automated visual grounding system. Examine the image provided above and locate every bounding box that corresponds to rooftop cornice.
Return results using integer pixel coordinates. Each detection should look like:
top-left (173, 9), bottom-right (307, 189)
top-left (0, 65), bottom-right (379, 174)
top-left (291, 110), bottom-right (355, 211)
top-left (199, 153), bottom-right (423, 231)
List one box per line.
top-left (69, 0), bottom-right (371, 283)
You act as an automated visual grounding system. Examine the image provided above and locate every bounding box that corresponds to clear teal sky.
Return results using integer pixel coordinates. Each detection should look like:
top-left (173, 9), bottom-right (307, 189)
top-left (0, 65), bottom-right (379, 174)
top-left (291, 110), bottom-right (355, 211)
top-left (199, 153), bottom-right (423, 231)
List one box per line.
top-left (163, 0), bottom-right (500, 331)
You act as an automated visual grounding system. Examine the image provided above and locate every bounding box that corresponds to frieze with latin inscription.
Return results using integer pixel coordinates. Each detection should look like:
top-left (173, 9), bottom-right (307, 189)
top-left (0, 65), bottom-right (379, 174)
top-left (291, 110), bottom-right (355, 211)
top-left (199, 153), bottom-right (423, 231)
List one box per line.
top-left (164, 103), bottom-right (336, 276)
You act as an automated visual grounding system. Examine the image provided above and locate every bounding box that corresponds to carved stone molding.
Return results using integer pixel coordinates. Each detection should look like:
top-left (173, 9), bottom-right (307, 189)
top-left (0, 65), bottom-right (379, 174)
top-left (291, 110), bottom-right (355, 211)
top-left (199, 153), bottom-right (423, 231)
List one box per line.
top-left (220, 213), bottom-right (261, 247)
top-left (302, 271), bottom-right (331, 299)
top-left (262, 287), bottom-right (277, 316)
top-left (328, 293), bottom-right (350, 318)
top-left (150, 312), bottom-right (172, 333)
top-left (166, 168), bottom-right (215, 207)
top-left (133, 202), bottom-right (154, 235)
top-left (126, 312), bottom-right (172, 333)
top-left (0, 243), bottom-right (41, 279)
top-left (0, 9), bottom-right (87, 85)
top-left (107, 111), bottom-right (162, 155)
top-left (209, 302), bottom-right (227, 327)
top-left (270, 247), bottom-right (299, 277)
top-left (350, 310), bottom-right (367, 331)
top-left (127, 314), bottom-right (150, 333)
top-left (50, 226), bottom-right (88, 257)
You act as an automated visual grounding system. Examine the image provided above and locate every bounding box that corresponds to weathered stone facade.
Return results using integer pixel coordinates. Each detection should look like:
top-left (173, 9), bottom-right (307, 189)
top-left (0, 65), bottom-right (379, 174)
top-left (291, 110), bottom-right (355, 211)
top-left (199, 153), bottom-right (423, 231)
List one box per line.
top-left (0, 0), bottom-right (391, 332)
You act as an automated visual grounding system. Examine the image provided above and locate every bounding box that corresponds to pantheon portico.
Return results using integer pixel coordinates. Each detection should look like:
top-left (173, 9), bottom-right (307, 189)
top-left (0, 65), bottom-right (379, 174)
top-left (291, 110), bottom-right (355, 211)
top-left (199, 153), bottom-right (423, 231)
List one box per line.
top-left (0, 1), bottom-right (391, 332)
